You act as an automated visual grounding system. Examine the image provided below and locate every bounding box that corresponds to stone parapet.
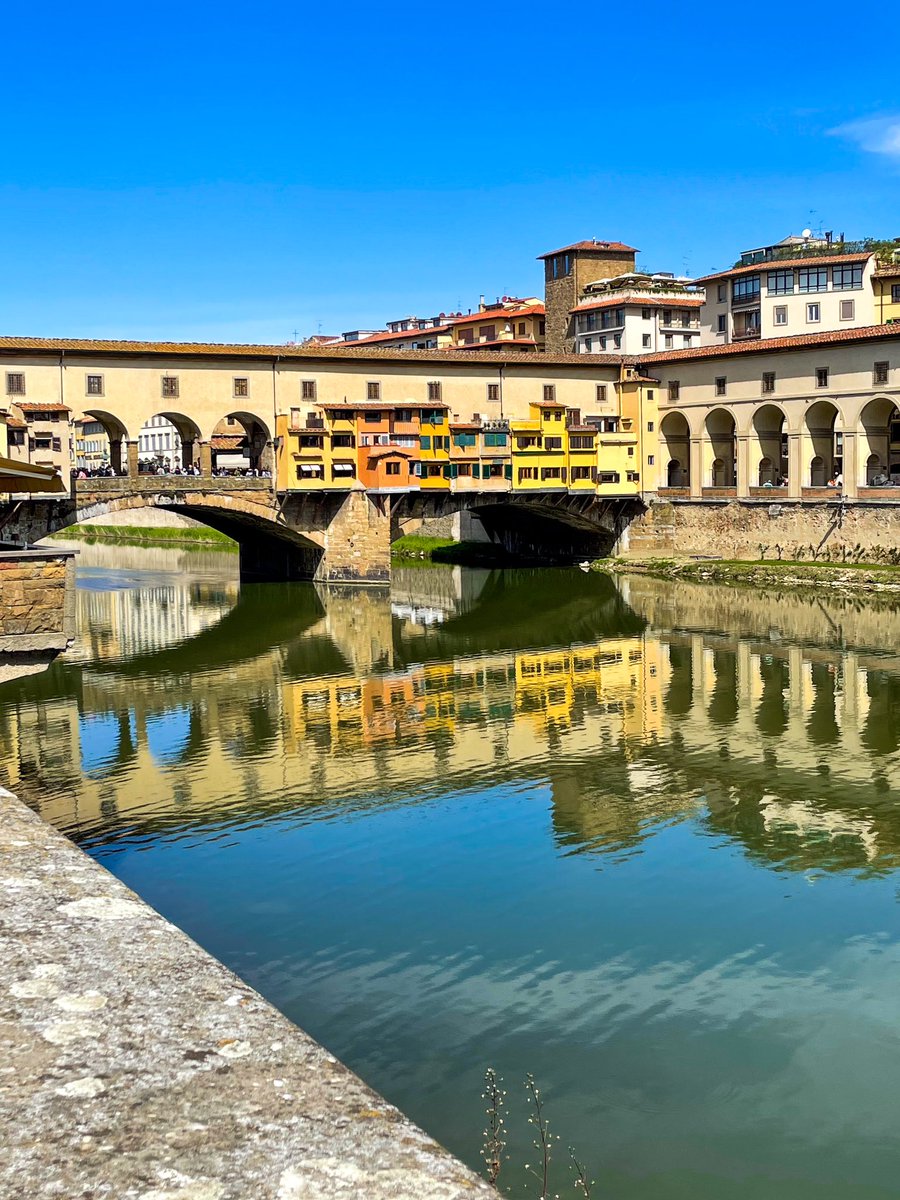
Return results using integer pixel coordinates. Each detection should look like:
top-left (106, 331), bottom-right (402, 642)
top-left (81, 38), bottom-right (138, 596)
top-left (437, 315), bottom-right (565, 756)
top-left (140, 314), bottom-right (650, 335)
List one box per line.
top-left (0, 787), bottom-right (494, 1200)
top-left (0, 548), bottom-right (76, 650)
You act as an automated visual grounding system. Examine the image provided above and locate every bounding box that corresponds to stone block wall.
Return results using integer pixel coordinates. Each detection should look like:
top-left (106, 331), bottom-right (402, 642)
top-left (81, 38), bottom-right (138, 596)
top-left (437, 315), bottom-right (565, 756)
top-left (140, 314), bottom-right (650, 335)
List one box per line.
top-left (621, 499), bottom-right (900, 562)
top-left (0, 549), bottom-right (76, 651)
top-left (319, 490), bottom-right (391, 584)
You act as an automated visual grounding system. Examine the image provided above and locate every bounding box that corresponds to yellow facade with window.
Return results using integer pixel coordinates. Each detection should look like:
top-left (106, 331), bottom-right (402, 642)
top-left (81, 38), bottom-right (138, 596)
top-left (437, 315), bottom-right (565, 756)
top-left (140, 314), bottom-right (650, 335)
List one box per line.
top-left (276, 410), bottom-right (358, 492)
top-left (418, 407), bottom-right (451, 490)
top-left (874, 267), bottom-right (900, 325)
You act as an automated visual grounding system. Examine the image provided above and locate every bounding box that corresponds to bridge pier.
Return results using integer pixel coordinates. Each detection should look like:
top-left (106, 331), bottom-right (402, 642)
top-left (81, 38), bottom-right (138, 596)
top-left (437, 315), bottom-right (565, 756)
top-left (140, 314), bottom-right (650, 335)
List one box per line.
top-left (316, 490), bottom-right (392, 585)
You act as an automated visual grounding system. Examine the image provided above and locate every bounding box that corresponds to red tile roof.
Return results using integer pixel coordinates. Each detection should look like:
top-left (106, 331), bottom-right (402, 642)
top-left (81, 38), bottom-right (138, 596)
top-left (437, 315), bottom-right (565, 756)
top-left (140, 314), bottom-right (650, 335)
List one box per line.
top-left (211, 435), bottom-right (245, 450)
top-left (694, 252), bottom-right (872, 284)
top-left (453, 338), bottom-right (540, 350)
top-left (16, 402), bottom-right (71, 414)
top-left (538, 241), bottom-right (637, 259)
top-left (642, 323), bottom-right (900, 364)
top-left (0, 335), bottom-right (625, 367)
top-left (334, 326), bottom-right (450, 347)
top-left (4, 416), bottom-right (26, 429)
top-left (572, 295), bottom-right (702, 314)
top-left (449, 305), bottom-right (544, 328)
top-left (449, 421), bottom-right (481, 430)
top-left (363, 447), bottom-right (415, 460)
top-left (323, 401), bottom-right (446, 412)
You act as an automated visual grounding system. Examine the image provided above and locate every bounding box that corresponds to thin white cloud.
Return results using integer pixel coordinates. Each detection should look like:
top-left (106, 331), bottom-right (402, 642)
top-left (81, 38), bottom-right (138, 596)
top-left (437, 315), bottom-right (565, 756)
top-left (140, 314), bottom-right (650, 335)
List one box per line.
top-left (830, 113), bottom-right (900, 158)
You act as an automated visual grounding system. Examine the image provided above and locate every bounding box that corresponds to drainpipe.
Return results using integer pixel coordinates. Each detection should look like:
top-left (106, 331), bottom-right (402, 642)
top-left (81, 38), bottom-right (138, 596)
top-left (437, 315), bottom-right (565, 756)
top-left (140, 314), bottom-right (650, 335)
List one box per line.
top-left (271, 355), bottom-right (280, 495)
top-left (498, 364), bottom-right (504, 419)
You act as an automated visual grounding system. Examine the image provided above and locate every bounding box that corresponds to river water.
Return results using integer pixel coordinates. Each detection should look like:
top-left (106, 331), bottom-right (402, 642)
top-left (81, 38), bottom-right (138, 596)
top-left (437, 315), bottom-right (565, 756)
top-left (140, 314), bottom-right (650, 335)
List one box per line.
top-left (4, 542), bottom-right (900, 1198)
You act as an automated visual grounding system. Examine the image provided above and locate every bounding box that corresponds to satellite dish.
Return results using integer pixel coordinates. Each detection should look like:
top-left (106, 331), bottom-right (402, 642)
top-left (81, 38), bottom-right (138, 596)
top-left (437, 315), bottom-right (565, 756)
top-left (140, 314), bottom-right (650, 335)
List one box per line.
top-left (802, 228), bottom-right (812, 238)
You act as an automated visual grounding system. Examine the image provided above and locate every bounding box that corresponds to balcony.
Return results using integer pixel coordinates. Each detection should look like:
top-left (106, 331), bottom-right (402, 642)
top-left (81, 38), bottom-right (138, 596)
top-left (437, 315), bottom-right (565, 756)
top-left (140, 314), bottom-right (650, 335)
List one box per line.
top-left (733, 329), bottom-right (761, 342)
top-left (730, 293), bottom-right (761, 309)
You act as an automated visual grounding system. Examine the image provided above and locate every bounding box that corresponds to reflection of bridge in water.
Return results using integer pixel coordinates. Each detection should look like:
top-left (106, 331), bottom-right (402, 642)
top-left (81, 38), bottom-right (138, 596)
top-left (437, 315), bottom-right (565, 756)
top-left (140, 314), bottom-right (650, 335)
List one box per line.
top-left (4, 563), bottom-right (900, 876)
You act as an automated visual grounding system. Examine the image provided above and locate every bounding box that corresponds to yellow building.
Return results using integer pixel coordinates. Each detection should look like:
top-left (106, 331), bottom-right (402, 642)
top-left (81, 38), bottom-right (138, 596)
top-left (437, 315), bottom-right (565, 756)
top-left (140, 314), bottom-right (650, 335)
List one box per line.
top-left (508, 375), bottom-right (659, 499)
top-left (417, 406), bottom-right (451, 490)
top-left (276, 408), bottom-right (359, 491)
top-left (874, 264), bottom-right (900, 325)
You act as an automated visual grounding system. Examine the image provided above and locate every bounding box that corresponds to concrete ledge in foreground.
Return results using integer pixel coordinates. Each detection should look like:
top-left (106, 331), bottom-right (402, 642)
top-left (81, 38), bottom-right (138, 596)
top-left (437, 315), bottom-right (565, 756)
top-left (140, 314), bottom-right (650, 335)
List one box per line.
top-left (0, 788), bottom-right (494, 1199)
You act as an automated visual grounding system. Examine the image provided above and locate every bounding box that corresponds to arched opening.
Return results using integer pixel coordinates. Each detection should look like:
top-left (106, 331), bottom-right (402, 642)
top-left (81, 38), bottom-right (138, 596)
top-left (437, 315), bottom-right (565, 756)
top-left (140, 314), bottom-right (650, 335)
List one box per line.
top-left (803, 401), bottom-right (841, 488)
top-left (751, 404), bottom-right (787, 487)
top-left (859, 397), bottom-right (900, 488)
top-left (137, 412), bottom-right (203, 475)
top-left (704, 409), bottom-right (735, 487)
top-left (659, 412), bottom-right (690, 489)
top-left (213, 411), bottom-right (274, 476)
top-left (867, 452), bottom-right (885, 485)
top-left (77, 410), bottom-right (130, 476)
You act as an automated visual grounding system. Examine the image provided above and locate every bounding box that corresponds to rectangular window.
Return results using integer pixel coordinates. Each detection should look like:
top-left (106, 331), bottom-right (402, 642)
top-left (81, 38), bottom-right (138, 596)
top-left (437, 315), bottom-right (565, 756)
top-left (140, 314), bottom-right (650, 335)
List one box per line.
top-left (627, 446), bottom-right (635, 457)
top-left (717, 284), bottom-right (726, 302)
top-left (290, 407), bottom-right (302, 427)
top-left (596, 384), bottom-right (607, 404)
top-left (487, 383), bottom-right (500, 402)
top-left (762, 371), bottom-right (776, 394)
top-left (668, 381), bottom-right (680, 402)
top-left (662, 309), bottom-right (672, 326)
top-left (798, 267), bottom-right (827, 293)
top-left (665, 334), bottom-right (673, 348)
top-left (682, 335), bottom-right (690, 347)
top-left (161, 375), bottom-right (179, 398)
top-left (569, 436), bottom-right (594, 450)
top-left (833, 264), bottom-right (863, 290)
top-left (767, 269), bottom-right (795, 295)
top-left (840, 299), bottom-right (855, 320)
top-left (543, 385), bottom-right (556, 403)
top-left (613, 334), bottom-right (622, 348)
top-left (807, 303), bottom-right (821, 323)
top-left (773, 305), bottom-right (788, 326)
top-left (642, 307), bottom-right (651, 319)
top-left (385, 461), bottom-right (401, 476)
top-left (364, 411), bottom-right (381, 423)
top-left (874, 361), bottom-right (890, 385)
top-left (453, 432), bottom-right (476, 447)
top-left (816, 367), bottom-right (829, 388)
top-left (301, 380), bottom-right (317, 400)
top-left (642, 334), bottom-right (651, 348)
top-left (427, 381), bottom-right (441, 401)
top-left (647, 421), bottom-right (654, 432)
top-left (732, 276), bottom-right (761, 303)
top-left (420, 435), bottom-right (431, 450)
top-left (648, 454), bottom-right (655, 465)
top-left (233, 376), bottom-right (249, 397)
top-left (6, 372), bottom-right (25, 395)
top-left (544, 437), bottom-right (563, 450)
top-left (366, 381), bottom-right (380, 400)
top-left (893, 284), bottom-right (900, 303)
top-left (717, 315), bottom-right (727, 333)
top-left (86, 374), bottom-right (103, 396)
top-left (394, 408), bottom-right (412, 422)
top-left (715, 377), bottom-right (727, 396)
top-left (484, 432), bottom-right (507, 448)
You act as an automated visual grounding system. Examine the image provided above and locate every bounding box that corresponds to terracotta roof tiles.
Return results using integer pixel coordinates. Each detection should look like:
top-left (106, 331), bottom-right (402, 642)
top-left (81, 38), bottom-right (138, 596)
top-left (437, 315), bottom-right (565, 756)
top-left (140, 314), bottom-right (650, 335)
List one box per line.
top-left (694, 252), bottom-right (872, 284)
top-left (642, 323), bottom-right (900, 363)
top-left (538, 241), bottom-right (637, 259)
top-left (15, 402), bottom-right (71, 414)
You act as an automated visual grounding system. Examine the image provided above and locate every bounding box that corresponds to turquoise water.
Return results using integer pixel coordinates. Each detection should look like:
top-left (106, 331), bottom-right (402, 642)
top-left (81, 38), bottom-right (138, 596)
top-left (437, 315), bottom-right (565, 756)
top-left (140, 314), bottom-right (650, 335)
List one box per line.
top-left (3, 546), bottom-right (900, 1197)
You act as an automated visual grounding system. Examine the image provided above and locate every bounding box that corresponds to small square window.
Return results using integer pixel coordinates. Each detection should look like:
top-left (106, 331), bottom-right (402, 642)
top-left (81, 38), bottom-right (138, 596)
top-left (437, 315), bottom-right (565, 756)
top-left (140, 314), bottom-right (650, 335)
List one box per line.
top-left (816, 367), bottom-right (829, 388)
top-left (774, 305), bottom-right (788, 326)
top-left (543, 384), bottom-right (556, 403)
top-left (6, 372), bottom-right (25, 395)
top-left (301, 379), bottom-right (316, 400)
top-left (642, 307), bottom-right (651, 320)
top-left (807, 303), bottom-right (821, 323)
top-left (161, 375), bottom-right (179, 398)
top-left (717, 314), bottom-right (727, 333)
top-left (427, 381), bottom-right (442, 401)
top-left (86, 374), bottom-right (103, 396)
top-left (366, 381), bottom-right (380, 401)
top-left (648, 454), bottom-right (655, 465)
top-left (642, 334), bottom-right (651, 348)
top-left (668, 381), bottom-right (680, 402)
top-left (874, 361), bottom-right (890, 385)
top-left (647, 421), bottom-right (654, 432)
top-left (664, 334), bottom-right (673, 348)
top-left (233, 376), bottom-right (249, 398)
top-left (762, 371), bottom-right (775, 394)
top-left (487, 383), bottom-right (500, 402)
top-left (839, 298), bottom-right (855, 321)
top-left (715, 376), bottom-right (727, 396)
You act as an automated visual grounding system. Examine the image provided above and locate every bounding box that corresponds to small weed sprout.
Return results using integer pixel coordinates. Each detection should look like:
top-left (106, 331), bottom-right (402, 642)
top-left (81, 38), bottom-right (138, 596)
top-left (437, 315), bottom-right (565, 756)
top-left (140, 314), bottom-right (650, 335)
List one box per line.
top-left (569, 1147), bottom-right (594, 1198)
top-left (482, 1068), bottom-right (508, 1188)
top-left (524, 1073), bottom-right (558, 1199)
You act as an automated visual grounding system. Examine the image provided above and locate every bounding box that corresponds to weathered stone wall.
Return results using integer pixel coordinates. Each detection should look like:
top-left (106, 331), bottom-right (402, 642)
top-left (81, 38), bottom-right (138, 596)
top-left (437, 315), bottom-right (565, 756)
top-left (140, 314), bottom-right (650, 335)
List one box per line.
top-left (621, 499), bottom-right (900, 562)
top-left (0, 549), bottom-right (76, 651)
top-left (319, 490), bottom-right (391, 584)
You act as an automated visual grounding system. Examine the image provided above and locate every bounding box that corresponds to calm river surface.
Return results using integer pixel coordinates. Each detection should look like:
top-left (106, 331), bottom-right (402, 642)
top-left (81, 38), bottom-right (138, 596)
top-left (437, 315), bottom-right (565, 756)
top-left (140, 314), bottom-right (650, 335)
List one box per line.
top-left (5, 543), bottom-right (900, 1198)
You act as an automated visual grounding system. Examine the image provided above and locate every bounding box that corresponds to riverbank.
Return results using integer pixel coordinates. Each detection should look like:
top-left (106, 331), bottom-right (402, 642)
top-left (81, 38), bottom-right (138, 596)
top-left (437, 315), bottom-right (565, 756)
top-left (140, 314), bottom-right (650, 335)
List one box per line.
top-left (0, 785), bottom-right (492, 1200)
top-left (594, 556), bottom-right (900, 594)
top-left (391, 534), bottom-right (506, 565)
top-left (50, 523), bottom-right (238, 552)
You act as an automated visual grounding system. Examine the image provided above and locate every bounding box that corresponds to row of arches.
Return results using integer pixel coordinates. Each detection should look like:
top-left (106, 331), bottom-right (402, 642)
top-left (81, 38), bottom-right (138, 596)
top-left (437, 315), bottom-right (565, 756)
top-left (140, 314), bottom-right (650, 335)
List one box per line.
top-left (659, 398), bottom-right (900, 491)
top-left (79, 408), bottom-right (274, 475)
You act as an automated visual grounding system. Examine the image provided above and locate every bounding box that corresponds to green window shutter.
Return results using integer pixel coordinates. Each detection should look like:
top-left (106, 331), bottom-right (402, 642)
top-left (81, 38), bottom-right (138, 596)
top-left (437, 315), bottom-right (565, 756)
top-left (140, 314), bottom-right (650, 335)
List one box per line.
top-left (472, 463), bottom-right (480, 479)
top-left (420, 435), bottom-right (431, 450)
top-left (504, 463), bottom-right (512, 480)
top-left (449, 463), bottom-right (458, 478)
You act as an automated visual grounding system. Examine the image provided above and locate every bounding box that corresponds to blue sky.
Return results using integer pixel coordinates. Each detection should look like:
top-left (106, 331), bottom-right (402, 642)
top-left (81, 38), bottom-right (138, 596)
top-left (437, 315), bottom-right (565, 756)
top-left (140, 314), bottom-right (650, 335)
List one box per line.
top-left (2, 0), bottom-right (897, 342)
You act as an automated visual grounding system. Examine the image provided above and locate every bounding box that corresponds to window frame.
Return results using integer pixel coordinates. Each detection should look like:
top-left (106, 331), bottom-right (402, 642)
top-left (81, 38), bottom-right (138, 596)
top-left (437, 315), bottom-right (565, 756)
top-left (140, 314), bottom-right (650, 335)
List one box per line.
top-left (816, 367), bottom-right (829, 388)
top-left (161, 374), bottom-right (179, 399)
top-left (6, 371), bottom-right (25, 396)
top-left (366, 381), bottom-right (381, 401)
top-left (233, 376), bottom-right (249, 398)
top-left (85, 373), bottom-right (104, 397)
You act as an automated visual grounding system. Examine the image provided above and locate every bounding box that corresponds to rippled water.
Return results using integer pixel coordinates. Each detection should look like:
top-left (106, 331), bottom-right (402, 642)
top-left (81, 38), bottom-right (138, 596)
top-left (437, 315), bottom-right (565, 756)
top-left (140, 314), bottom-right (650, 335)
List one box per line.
top-left (4, 544), bottom-right (900, 1198)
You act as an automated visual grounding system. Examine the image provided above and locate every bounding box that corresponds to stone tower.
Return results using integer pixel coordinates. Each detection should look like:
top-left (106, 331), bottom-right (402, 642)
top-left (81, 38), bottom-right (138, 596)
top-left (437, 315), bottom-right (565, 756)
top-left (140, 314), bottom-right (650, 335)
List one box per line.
top-left (539, 240), bottom-right (638, 353)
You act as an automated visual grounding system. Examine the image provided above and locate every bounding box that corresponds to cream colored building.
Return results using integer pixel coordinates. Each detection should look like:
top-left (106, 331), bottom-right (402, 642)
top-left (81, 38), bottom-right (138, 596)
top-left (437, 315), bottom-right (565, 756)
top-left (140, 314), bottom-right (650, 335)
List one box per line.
top-left (571, 273), bottom-right (703, 355)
